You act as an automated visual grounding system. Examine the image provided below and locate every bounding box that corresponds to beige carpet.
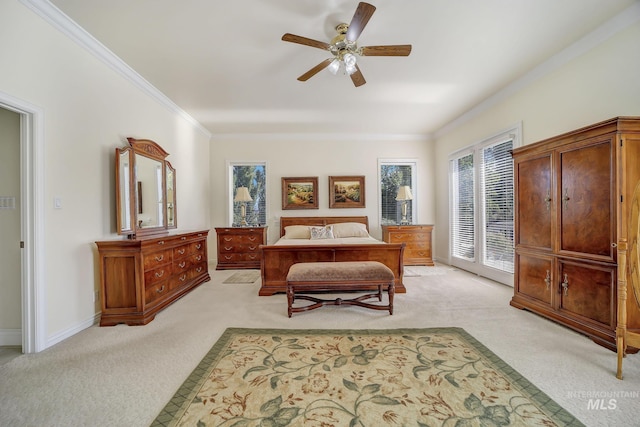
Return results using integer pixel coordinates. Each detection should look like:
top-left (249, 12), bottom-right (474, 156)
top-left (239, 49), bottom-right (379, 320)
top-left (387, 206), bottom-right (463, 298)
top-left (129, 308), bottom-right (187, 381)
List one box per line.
top-left (0, 265), bottom-right (638, 426)
top-left (153, 327), bottom-right (583, 426)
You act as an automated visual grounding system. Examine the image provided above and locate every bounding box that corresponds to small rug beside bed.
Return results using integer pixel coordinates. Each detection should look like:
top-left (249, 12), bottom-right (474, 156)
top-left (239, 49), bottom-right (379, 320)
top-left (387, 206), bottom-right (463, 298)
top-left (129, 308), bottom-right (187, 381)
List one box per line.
top-left (151, 327), bottom-right (583, 426)
top-left (222, 270), bottom-right (261, 284)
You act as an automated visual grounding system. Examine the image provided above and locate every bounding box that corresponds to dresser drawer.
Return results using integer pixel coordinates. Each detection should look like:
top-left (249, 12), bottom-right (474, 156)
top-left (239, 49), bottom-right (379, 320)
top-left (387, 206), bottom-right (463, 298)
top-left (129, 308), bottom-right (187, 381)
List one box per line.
top-left (170, 262), bottom-right (208, 291)
top-left (143, 249), bottom-right (172, 270)
top-left (145, 280), bottom-right (169, 304)
top-left (144, 265), bottom-right (172, 285)
top-left (405, 248), bottom-right (431, 260)
top-left (174, 241), bottom-right (205, 258)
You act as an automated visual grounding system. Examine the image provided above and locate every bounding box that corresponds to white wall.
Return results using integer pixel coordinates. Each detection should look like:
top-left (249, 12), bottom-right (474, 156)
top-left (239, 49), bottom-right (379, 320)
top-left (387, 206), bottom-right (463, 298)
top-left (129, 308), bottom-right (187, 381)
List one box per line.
top-left (433, 20), bottom-right (640, 266)
top-left (1, 1), bottom-right (210, 347)
top-left (210, 137), bottom-right (435, 250)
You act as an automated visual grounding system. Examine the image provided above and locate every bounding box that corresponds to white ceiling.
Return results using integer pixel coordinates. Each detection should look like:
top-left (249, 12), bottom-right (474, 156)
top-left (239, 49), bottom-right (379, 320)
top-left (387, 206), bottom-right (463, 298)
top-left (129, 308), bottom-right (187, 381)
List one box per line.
top-left (49, 0), bottom-right (638, 138)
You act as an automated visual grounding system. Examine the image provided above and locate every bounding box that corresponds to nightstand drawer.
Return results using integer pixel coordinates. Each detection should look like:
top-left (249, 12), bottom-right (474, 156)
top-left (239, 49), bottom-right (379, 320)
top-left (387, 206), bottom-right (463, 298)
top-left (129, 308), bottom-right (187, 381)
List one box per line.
top-left (215, 226), bottom-right (268, 270)
top-left (382, 224), bottom-right (434, 266)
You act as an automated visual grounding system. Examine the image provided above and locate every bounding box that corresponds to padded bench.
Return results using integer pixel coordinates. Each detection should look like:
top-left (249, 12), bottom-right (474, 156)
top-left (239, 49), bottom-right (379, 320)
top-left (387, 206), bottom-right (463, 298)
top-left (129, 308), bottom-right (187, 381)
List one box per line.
top-left (286, 261), bottom-right (395, 317)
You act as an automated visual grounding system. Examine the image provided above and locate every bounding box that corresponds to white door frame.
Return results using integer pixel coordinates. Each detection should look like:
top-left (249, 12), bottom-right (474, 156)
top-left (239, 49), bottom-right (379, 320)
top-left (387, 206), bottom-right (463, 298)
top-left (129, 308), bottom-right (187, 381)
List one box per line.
top-left (1, 91), bottom-right (46, 353)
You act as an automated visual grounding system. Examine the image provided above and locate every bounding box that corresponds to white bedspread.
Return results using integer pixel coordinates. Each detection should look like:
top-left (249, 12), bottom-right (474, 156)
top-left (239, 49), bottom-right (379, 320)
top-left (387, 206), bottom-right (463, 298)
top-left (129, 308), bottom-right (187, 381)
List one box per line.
top-left (274, 236), bottom-right (384, 246)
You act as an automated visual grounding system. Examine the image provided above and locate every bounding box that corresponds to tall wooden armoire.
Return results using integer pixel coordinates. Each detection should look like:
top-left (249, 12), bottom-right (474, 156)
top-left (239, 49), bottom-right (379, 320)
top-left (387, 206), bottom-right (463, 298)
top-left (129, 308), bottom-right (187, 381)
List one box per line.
top-left (511, 117), bottom-right (640, 350)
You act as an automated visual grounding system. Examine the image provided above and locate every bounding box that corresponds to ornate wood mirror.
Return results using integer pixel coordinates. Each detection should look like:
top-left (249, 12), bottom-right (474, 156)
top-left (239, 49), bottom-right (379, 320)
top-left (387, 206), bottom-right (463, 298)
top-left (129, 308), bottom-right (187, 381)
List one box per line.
top-left (115, 138), bottom-right (177, 237)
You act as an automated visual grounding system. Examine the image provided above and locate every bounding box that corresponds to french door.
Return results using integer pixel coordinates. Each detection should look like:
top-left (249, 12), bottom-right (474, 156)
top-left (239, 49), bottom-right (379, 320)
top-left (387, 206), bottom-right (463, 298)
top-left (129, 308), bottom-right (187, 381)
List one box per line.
top-left (449, 131), bottom-right (517, 285)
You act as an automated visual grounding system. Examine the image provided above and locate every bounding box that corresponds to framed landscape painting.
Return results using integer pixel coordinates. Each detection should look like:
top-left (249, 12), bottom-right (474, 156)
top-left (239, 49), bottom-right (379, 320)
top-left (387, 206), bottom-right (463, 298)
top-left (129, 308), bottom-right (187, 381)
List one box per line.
top-left (329, 176), bottom-right (365, 208)
top-left (282, 177), bottom-right (318, 209)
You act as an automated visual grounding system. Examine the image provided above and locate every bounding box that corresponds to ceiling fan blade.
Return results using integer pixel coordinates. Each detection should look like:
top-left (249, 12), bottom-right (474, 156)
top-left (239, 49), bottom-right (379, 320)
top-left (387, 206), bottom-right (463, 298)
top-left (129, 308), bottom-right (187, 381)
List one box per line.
top-left (346, 2), bottom-right (376, 42)
top-left (282, 33), bottom-right (330, 50)
top-left (297, 59), bottom-right (333, 81)
top-left (360, 45), bottom-right (412, 56)
top-left (350, 64), bottom-right (366, 87)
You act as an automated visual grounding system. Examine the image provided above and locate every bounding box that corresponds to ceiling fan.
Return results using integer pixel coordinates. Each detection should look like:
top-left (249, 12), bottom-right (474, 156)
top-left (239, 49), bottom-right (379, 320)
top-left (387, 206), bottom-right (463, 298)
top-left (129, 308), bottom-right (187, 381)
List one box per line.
top-left (281, 2), bottom-right (412, 87)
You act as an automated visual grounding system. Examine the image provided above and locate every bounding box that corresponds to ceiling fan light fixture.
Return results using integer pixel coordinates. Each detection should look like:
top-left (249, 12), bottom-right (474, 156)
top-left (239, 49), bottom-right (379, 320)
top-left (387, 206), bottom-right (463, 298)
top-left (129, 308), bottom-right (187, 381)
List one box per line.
top-left (343, 53), bottom-right (357, 75)
top-left (328, 58), bottom-right (340, 75)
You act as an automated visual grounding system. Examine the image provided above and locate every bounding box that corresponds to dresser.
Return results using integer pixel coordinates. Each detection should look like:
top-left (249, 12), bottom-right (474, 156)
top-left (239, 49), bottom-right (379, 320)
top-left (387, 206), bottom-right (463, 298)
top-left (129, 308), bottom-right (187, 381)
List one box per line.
top-left (511, 117), bottom-right (640, 351)
top-left (96, 230), bottom-right (210, 326)
top-left (215, 226), bottom-right (268, 269)
top-left (382, 225), bottom-right (434, 266)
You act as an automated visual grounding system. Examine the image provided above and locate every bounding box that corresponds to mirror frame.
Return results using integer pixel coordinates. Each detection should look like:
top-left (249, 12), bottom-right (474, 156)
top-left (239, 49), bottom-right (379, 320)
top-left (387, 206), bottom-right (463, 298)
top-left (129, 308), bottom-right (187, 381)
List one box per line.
top-left (115, 138), bottom-right (177, 238)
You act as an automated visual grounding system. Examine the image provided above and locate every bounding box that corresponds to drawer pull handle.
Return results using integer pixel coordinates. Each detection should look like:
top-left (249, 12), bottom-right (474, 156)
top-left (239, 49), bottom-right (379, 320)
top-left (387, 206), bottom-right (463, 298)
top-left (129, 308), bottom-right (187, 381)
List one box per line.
top-left (248, 237), bottom-right (257, 241)
top-left (196, 267), bottom-right (203, 273)
top-left (178, 249), bottom-right (186, 255)
top-left (195, 255), bottom-right (202, 261)
top-left (544, 270), bottom-right (551, 290)
top-left (196, 244), bottom-right (202, 249)
top-left (224, 237), bottom-right (233, 242)
top-left (179, 261), bottom-right (186, 268)
top-left (158, 241), bottom-right (165, 245)
top-left (156, 285), bottom-right (165, 293)
top-left (179, 274), bottom-right (187, 282)
top-left (155, 270), bottom-right (165, 278)
top-left (224, 246), bottom-right (233, 251)
top-left (249, 246), bottom-right (257, 251)
top-left (154, 255), bottom-right (164, 262)
top-left (545, 191), bottom-right (552, 211)
top-left (561, 274), bottom-right (569, 296)
top-left (224, 255), bottom-right (233, 260)
top-left (248, 254), bottom-right (257, 259)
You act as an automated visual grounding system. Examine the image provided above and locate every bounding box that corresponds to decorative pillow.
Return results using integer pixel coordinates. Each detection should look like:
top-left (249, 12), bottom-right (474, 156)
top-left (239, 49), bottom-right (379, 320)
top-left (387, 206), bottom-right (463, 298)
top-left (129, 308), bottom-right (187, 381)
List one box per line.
top-left (310, 225), bottom-right (335, 240)
top-left (282, 225), bottom-right (311, 239)
top-left (332, 222), bottom-right (369, 238)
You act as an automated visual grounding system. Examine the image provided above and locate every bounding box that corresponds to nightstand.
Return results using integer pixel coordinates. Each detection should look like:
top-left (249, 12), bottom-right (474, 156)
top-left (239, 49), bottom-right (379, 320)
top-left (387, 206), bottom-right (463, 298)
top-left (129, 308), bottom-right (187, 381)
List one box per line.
top-left (382, 225), bottom-right (434, 266)
top-left (215, 226), bottom-right (268, 270)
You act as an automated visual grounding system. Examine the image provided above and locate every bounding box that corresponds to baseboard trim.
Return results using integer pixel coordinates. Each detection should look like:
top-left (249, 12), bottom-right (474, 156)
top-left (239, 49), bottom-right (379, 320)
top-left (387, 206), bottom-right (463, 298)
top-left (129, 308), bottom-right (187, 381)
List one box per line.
top-left (0, 329), bottom-right (22, 346)
top-left (45, 312), bottom-right (101, 349)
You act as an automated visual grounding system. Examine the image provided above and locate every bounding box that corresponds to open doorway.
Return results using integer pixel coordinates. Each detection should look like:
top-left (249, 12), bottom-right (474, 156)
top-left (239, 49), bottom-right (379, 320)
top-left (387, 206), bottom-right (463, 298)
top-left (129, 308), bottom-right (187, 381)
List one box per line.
top-left (0, 93), bottom-right (45, 353)
top-left (0, 107), bottom-right (21, 360)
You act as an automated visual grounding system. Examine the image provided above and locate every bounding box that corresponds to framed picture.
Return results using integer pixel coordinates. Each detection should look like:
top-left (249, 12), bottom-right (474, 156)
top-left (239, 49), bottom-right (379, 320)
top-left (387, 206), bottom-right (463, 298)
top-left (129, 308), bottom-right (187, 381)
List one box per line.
top-left (282, 177), bottom-right (318, 210)
top-left (329, 175), bottom-right (365, 208)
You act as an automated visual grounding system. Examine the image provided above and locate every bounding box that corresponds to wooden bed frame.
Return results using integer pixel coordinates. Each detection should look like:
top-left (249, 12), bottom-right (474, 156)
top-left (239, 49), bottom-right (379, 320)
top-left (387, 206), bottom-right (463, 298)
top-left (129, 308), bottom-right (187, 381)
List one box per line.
top-left (259, 216), bottom-right (405, 296)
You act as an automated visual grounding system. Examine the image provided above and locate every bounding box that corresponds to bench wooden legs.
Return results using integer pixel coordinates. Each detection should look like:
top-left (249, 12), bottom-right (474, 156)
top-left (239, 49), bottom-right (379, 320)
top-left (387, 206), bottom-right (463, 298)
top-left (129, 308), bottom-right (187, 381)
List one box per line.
top-left (287, 282), bottom-right (394, 317)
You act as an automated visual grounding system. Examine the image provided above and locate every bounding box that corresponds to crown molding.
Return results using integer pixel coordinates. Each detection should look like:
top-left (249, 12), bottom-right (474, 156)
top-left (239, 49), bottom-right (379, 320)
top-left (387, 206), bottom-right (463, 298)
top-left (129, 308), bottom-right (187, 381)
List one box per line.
top-left (19, 0), bottom-right (212, 139)
top-left (210, 132), bottom-right (431, 143)
top-left (434, 1), bottom-right (640, 139)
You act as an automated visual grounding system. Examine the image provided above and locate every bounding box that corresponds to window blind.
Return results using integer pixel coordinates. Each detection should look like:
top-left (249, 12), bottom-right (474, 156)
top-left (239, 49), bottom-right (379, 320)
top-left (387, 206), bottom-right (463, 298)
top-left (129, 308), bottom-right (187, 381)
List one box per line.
top-left (450, 153), bottom-right (475, 261)
top-left (480, 140), bottom-right (514, 273)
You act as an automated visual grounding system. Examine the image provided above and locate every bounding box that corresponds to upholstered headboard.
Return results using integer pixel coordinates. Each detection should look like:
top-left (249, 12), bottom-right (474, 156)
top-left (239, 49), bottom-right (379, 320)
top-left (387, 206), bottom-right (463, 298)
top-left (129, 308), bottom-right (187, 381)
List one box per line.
top-left (279, 216), bottom-right (369, 237)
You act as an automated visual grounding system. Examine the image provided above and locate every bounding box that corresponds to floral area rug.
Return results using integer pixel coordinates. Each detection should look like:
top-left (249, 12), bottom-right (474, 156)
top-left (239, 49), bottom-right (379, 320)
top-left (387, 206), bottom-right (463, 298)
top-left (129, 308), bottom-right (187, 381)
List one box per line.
top-left (151, 328), bottom-right (583, 426)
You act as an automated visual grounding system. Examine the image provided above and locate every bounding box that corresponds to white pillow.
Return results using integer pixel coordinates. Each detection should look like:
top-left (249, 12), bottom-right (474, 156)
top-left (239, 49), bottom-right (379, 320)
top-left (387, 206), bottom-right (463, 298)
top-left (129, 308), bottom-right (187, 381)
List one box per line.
top-left (332, 222), bottom-right (369, 238)
top-left (282, 225), bottom-right (311, 239)
top-left (310, 225), bottom-right (335, 240)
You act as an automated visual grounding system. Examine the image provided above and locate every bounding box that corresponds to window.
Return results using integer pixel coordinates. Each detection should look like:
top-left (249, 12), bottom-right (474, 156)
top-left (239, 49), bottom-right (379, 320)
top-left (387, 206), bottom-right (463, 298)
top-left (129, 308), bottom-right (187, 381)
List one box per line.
top-left (379, 160), bottom-right (417, 225)
top-left (449, 126), bottom-right (519, 285)
top-left (228, 162), bottom-right (267, 226)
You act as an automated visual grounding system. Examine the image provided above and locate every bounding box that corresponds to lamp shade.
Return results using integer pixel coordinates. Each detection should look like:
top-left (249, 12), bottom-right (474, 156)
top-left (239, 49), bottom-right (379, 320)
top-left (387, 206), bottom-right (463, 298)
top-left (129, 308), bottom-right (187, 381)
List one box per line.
top-left (395, 186), bottom-right (413, 201)
top-left (234, 187), bottom-right (253, 202)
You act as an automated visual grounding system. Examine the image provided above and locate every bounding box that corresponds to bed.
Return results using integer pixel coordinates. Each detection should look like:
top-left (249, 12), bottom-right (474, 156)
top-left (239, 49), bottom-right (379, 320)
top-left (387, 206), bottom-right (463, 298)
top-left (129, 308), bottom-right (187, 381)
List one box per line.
top-left (259, 216), bottom-right (406, 296)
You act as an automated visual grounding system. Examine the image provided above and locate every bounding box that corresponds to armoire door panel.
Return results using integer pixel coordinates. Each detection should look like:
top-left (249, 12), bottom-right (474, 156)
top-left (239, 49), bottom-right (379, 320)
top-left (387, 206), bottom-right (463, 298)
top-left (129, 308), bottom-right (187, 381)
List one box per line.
top-left (558, 260), bottom-right (615, 327)
top-left (559, 140), bottom-right (613, 258)
top-left (515, 253), bottom-right (553, 306)
top-left (516, 155), bottom-right (552, 250)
